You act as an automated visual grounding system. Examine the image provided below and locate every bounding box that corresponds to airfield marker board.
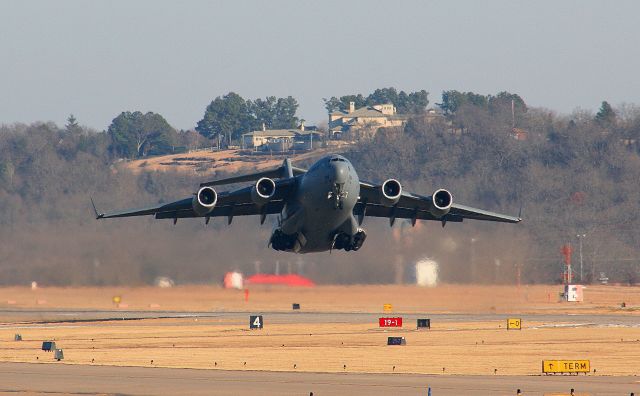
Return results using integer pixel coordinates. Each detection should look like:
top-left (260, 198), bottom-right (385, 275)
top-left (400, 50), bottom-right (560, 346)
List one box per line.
top-left (417, 319), bottom-right (431, 329)
top-left (507, 318), bottom-right (522, 330)
top-left (542, 360), bottom-right (590, 374)
top-left (41, 341), bottom-right (56, 351)
top-left (249, 315), bottom-right (263, 330)
top-left (383, 304), bottom-right (393, 312)
top-left (387, 336), bottom-right (406, 345)
top-left (379, 317), bottom-right (403, 327)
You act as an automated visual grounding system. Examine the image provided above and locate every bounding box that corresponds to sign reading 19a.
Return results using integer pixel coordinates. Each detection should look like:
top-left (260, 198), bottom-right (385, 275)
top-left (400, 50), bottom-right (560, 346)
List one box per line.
top-left (249, 315), bottom-right (264, 330)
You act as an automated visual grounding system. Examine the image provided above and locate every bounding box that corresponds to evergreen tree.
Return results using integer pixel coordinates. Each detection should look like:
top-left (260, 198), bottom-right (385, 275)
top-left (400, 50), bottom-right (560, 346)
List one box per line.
top-left (65, 114), bottom-right (81, 134)
top-left (595, 101), bottom-right (616, 125)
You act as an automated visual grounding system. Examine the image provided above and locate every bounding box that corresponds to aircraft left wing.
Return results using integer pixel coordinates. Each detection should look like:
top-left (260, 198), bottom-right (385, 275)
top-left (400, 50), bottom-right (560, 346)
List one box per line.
top-left (355, 181), bottom-right (521, 225)
top-left (93, 177), bottom-right (297, 223)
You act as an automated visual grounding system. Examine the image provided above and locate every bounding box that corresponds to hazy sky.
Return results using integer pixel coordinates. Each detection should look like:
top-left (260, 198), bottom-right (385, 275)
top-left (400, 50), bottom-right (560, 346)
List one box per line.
top-left (1, 0), bottom-right (639, 130)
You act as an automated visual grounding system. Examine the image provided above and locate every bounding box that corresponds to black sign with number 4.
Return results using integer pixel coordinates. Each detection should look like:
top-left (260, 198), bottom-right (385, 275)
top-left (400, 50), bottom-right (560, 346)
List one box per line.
top-left (250, 315), bottom-right (263, 329)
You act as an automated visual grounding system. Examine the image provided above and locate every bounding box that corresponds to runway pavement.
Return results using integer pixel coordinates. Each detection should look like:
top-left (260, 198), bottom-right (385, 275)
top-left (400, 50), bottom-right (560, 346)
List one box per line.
top-left (1, 309), bottom-right (639, 327)
top-left (0, 362), bottom-right (638, 395)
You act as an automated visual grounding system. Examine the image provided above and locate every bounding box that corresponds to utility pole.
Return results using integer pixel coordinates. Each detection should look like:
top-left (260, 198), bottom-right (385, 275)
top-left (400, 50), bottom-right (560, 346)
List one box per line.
top-left (470, 237), bottom-right (477, 282)
top-left (577, 234), bottom-right (586, 282)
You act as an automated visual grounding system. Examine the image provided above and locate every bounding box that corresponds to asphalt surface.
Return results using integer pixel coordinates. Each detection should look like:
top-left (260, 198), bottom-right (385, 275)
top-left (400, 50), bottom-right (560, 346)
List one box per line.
top-left (0, 362), bottom-right (638, 395)
top-left (1, 309), bottom-right (639, 327)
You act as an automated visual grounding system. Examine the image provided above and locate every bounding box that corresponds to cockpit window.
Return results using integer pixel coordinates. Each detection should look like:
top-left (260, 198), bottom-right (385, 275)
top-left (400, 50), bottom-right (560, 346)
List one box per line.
top-left (330, 158), bottom-right (346, 162)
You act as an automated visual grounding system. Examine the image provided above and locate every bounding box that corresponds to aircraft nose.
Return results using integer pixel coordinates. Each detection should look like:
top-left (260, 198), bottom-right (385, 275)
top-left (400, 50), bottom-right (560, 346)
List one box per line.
top-left (330, 160), bottom-right (348, 184)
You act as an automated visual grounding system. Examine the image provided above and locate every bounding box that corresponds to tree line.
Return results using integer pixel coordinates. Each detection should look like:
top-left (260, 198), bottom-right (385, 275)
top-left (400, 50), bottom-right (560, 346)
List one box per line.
top-left (106, 88), bottom-right (431, 160)
top-left (347, 94), bottom-right (640, 284)
top-left (323, 87), bottom-right (429, 114)
top-left (1, 91), bottom-right (639, 286)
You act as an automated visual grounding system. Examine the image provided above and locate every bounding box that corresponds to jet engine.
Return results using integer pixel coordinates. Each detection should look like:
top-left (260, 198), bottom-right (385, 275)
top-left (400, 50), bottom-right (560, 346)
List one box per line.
top-left (429, 188), bottom-right (452, 217)
top-left (192, 186), bottom-right (217, 216)
top-left (251, 177), bottom-right (276, 205)
top-left (380, 179), bottom-right (402, 206)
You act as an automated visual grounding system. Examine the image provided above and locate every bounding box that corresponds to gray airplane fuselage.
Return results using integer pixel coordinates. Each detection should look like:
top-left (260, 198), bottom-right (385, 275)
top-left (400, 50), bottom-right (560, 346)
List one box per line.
top-left (276, 155), bottom-right (361, 253)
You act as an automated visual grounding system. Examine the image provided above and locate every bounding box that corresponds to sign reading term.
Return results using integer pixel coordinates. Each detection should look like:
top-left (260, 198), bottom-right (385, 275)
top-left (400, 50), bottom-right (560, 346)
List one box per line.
top-left (507, 318), bottom-right (522, 330)
top-left (379, 317), bottom-right (403, 327)
top-left (542, 360), bottom-right (590, 374)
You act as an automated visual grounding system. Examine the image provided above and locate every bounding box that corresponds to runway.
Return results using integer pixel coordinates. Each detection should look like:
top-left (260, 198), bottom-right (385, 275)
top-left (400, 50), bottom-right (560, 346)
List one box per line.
top-left (2, 309), bottom-right (639, 327)
top-left (1, 362), bottom-right (637, 395)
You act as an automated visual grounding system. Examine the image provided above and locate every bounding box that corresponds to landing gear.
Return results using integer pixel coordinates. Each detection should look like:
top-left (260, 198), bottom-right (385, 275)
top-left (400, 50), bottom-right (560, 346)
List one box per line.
top-left (269, 229), bottom-right (298, 251)
top-left (351, 229), bottom-right (367, 251)
top-left (332, 229), bottom-right (367, 252)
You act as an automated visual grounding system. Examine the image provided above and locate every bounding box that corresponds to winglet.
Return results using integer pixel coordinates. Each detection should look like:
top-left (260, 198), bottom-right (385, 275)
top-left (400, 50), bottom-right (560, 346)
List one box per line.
top-left (90, 197), bottom-right (104, 220)
top-left (517, 205), bottom-right (523, 222)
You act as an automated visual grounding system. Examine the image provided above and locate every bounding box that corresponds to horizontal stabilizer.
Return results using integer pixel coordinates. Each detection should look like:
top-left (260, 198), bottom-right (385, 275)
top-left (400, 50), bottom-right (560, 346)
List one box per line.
top-left (200, 159), bottom-right (306, 187)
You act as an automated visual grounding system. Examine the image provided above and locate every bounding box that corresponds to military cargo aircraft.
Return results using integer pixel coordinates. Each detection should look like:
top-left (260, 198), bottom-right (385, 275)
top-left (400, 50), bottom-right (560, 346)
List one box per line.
top-left (93, 155), bottom-right (520, 253)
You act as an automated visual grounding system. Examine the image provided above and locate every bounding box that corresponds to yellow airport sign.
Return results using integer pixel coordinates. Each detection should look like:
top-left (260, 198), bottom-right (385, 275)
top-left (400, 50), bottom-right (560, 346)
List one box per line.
top-left (507, 318), bottom-right (522, 330)
top-left (542, 360), bottom-right (590, 374)
top-left (383, 304), bottom-right (393, 312)
top-left (112, 295), bottom-right (122, 304)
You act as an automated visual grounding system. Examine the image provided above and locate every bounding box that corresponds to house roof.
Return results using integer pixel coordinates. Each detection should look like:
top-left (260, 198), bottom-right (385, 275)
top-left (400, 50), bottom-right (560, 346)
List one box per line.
top-left (331, 104), bottom-right (399, 119)
top-left (345, 107), bottom-right (386, 118)
top-left (242, 129), bottom-right (298, 138)
top-left (243, 129), bottom-right (323, 138)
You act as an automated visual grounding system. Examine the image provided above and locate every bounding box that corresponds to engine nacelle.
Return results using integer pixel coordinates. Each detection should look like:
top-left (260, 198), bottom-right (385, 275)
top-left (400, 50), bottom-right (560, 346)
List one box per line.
top-left (192, 186), bottom-right (217, 216)
top-left (251, 177), bottom-right (276, 205)
top-left (429, 188), bottom-right (452, 217)
top-left (380, 179), bottom-right (402, 206)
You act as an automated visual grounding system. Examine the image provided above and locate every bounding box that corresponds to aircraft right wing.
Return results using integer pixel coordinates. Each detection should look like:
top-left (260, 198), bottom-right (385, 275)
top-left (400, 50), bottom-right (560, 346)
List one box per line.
top-left (355, 181), bottom-right (521, 226)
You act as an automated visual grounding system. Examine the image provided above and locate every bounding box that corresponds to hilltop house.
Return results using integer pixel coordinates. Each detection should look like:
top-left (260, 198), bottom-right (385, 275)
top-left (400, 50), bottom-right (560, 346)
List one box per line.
top-left (242, 123), bottom-right (322, 151)
top-left (328, 102), bottom-right (408, 139)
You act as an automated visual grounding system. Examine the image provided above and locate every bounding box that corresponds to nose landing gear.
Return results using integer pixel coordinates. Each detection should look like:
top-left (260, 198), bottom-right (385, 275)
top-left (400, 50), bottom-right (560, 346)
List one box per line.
top-left (327, 183), bottom-right (348, 209)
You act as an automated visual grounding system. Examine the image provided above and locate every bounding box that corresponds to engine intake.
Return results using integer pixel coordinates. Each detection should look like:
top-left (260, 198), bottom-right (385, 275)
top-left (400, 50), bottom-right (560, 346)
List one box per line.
top-left (429, 188), bottom-right (452, 217)
top-left (251, 177), bottom-right (276, 205)
top-left (192, 186), bottom-right (217, 216)
top-left (380, 179), bottom-right (402, 206)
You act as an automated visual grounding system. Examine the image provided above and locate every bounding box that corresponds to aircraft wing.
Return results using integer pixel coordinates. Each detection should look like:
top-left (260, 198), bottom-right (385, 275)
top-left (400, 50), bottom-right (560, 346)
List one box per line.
top-left (355, 182), bottom-right (521, 225)
top-left (94, 177), bottom-right (296, 222)
top-left (199, 160), bottom-right (306, 187)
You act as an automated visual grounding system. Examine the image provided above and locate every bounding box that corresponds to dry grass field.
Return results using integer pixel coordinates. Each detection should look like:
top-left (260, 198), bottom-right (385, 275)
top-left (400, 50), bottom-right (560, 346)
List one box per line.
top-left (1, 284), bottom-right (638, 314)
top-left (0, 284), bottom-right (638, 376)
top-left (1, 318), bottom-right (638, 376)
top-left (122, 146), bottom-right (347, 175)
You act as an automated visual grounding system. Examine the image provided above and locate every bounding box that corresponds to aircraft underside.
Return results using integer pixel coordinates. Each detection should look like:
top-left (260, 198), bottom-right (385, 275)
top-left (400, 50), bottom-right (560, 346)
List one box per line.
top-left (269, 202), bottom-right (367, 253)
top-left (269, 223), bottom-right (367, 253)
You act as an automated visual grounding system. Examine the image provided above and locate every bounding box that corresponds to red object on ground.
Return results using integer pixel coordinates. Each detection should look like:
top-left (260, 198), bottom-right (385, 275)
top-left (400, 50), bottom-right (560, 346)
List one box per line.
top-left (379, 317), bottom-right (403, 327)
top-left (244, 289), bottom-right (249, 302)
top-left (245, 274), bottom-right (315, 287)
